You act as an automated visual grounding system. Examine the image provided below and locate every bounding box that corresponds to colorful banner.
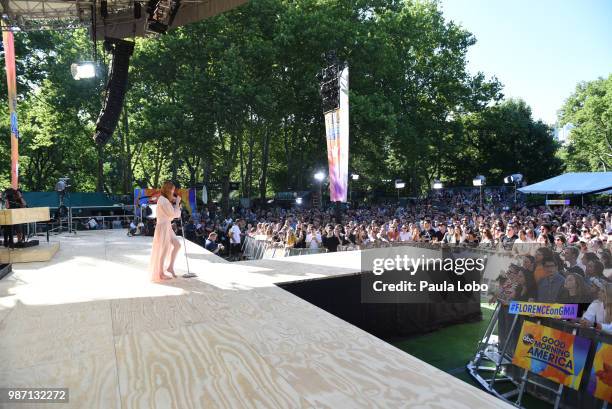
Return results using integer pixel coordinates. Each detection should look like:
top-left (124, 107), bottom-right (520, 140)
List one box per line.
top-left (133, 188), bottom-right (197, 217)
top-left (509, 301), bottom-right (578, 319)
top-left (588, 342), bottom-right (612, 403)
top-left (512, 321), bottom-right (590, 389)
top-left (2, 22), bottom-right (19, 189)
top-left (324, 66), bottom-right (349, 202)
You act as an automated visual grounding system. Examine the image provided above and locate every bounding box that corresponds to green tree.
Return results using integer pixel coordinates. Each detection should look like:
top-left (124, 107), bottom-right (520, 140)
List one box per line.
top-left (559, 74), bottom-right (612, 172)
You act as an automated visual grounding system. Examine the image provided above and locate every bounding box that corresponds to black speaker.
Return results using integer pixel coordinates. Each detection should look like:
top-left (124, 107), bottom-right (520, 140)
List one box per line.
top-left (100, 0), bottom-right (108, 17)
top-left (93, 39), bottom-right (135, 145)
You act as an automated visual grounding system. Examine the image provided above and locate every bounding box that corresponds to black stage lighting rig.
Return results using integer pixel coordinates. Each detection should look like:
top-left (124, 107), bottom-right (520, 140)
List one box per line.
top-left (316, 50), bottom-right (345, 114)
top-left (147, 0), bottom-right (181, 34)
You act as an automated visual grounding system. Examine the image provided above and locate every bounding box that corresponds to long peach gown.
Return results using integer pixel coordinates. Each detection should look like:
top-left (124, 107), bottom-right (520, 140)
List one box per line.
top-left (149, 195), bottom-right (181, 282)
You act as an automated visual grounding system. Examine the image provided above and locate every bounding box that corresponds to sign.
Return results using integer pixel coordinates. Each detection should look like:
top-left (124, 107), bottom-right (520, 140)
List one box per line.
top-left (509, 301), bottom-right (578, 320)
top-left (587, 342), bottom-right (612, 403)
top-left (512, 321), bottom-right (590, 390)
top-left (545, 199), bottom-right (570, 206)
top-left (324, 66), bottom-right (349, 202)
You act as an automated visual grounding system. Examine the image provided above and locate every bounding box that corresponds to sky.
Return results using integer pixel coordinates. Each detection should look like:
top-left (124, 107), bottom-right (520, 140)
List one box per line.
top-left (439, 0), bottom-right (612, 125)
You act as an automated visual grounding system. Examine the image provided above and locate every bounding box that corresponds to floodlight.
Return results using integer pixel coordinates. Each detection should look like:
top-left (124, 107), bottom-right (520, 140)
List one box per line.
top-left (296, 197), bottom-right (303, 205)
top-left (395, 179), bottom-right (406, 189)
top-left (70, 62), bottom-right (96, 80)
top-left (472, 175), bottom-right (486, 187)
top-left (433, 179), bottom-right (443, 190)
top-left (314, 171), bottom-right (325, 182)
top-left (351, 173), bottom-right (360, 181)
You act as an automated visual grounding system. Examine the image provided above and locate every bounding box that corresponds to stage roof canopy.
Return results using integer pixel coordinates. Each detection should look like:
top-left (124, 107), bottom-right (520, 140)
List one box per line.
top-left (0, 0), bottom-right (247, 38)
top-left (518, 172), bottom-right (612, 195)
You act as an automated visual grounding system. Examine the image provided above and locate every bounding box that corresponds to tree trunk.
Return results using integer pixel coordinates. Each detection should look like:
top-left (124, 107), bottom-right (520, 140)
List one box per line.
top-left (123, 104), bottom-right (133, 194)
top-left (96, 145), bottom-right (104, 192)
top-left (246, 131), bottom-right (254, 198)
top-left (259, 127), bottom-right (271, 202)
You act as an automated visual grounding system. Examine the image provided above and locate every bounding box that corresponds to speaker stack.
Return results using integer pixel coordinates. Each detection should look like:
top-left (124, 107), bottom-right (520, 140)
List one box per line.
top-left (93, 39), bottom-right (135, 145)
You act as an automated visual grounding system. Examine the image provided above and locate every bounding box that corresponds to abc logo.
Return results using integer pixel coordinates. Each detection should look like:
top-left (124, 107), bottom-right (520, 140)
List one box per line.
top-left (522, 333), bottom-right (535, 345)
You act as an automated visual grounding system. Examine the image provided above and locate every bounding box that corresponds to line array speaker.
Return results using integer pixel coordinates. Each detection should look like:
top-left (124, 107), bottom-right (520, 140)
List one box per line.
top-left (93, 39), bottom-right (135, 145)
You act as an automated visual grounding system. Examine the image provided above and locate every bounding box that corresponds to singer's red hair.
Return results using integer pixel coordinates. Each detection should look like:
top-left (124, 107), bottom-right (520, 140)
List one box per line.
top-left (160, 180), bottom-right (175, 202)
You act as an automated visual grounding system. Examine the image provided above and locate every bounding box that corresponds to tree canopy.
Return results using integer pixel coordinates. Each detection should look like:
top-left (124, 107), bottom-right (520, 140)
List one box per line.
top-left (0, 0), bottom-right (567, 210)
top-left (558, 74), bottom-right (612, 172)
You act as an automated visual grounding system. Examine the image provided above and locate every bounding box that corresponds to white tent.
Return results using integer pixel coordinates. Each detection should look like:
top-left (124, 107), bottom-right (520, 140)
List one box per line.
top-left (518, 172), bottom-right (612, 195)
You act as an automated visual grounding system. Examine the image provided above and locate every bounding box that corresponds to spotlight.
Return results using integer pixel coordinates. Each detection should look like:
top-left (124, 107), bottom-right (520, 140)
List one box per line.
top-left (70, 62), bottom-right (96, 80)
top-left (55, 177), bottom-right (70, 192)
top-left (472, 175), bottom-right (486, 187)
top-left (504, 173), bottom-right (523, 184)
top-left (147, 0), bottom-right (181, 34)
top-left (314, 171), bottom-right (325, 182)
top-left (433, 179), bottom-right (443, 190)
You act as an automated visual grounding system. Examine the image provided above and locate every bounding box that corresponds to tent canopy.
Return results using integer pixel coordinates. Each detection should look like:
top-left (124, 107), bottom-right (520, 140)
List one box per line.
top-left (518, 172), bottom-right (612, 195)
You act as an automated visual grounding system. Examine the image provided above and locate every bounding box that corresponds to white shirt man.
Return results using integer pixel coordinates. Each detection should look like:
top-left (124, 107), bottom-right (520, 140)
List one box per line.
top-left (230, 224), bottom-right (241, 244)
top-left (87, 218), bottom-right (98, 230)
top-left (582, 299), bottom-right (612, 333)
top-left (306, 230), bottom-right (322, 249)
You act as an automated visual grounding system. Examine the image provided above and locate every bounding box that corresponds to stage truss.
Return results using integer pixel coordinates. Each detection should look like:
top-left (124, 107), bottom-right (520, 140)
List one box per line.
top-left (0, 0), bottom-right (247, 38)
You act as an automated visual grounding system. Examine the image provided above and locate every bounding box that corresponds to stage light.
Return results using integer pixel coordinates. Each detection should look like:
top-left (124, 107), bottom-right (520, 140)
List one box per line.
top-left (314, 171), bottom-right (325, 182)
top-left (504, 173), bottom-right (523, 184)
top-left (296, 197), bottom-right (303, 205)
top-left (351, 173), bottom-right (360, 181)
top-left (472, 175), bottom-right (486, 187)
top-left (433, 179), bottom-right (443, 190)
top-left (395, 179), bottom-right (406, 189)
top-left (70, 62), bottom-right (96, 80)
top-left (147, 0), bottom-right (181, 34)
top-left (55, 177), bottom-right (70, 192)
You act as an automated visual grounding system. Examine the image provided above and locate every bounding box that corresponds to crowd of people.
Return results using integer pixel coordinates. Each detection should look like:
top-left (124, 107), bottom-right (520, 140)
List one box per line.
top-left (169, 189), bottom-right (612, 332)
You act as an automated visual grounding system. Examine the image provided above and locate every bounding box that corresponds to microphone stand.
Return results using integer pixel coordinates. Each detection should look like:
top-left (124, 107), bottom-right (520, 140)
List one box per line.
top-left (176, 203), bottom-right (196, 278)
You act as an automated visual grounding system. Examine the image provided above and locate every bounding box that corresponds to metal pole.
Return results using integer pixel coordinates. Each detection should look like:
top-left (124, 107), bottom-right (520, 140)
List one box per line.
top-left (179, 216), bottom-right (196, 278)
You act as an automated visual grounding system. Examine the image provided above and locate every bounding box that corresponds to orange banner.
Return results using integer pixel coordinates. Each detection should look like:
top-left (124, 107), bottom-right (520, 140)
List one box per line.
top-left (588, 342), bottom-right (612, 403)
top-left (512, 321), bottom-right (590, 390)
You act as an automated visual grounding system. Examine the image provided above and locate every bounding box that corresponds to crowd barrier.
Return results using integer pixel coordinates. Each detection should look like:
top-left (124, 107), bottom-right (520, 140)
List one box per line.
top-left (469, 302), bottom-right (612, 408)
top-left (242, 236), bottom-right (328, 260)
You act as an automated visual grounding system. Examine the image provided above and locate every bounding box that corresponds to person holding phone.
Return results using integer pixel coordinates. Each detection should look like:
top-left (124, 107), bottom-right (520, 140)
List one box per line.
top-left (149, 181), bottom-right (182, 282)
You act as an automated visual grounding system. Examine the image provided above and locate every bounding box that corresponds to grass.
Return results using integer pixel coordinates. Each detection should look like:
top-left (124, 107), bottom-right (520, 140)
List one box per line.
top-left (391, 305), bottom-right (552, 409)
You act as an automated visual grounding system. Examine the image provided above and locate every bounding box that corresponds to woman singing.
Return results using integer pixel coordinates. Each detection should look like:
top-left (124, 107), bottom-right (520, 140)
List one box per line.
top-left (149, 181), bottom-right (182, 282)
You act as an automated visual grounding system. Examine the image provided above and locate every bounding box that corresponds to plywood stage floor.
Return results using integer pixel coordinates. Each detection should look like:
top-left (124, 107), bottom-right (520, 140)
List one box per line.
top-left (0, 230), bottom-right (510, 409)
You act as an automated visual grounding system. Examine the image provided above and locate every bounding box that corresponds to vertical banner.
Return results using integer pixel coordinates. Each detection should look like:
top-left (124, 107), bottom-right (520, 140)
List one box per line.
top-left (2, 21), bottom-right (19, 189)
top-left (587, 342), bottom-right (612, 403)
top-left (324, 66), bottom-right (349, 202)
top-left (512, 321), bottom-right (590, 390)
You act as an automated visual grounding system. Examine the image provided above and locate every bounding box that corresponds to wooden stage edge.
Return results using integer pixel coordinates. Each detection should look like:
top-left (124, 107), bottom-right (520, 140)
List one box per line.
top-left (0, 230), bottom-right (511, 409)
top-left (0, 242), bottom-right (60, 263)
